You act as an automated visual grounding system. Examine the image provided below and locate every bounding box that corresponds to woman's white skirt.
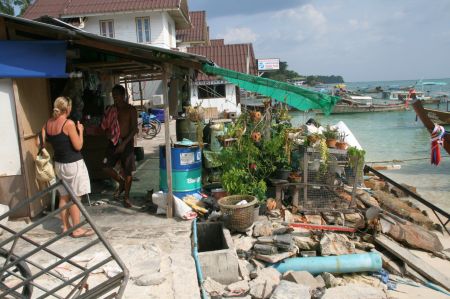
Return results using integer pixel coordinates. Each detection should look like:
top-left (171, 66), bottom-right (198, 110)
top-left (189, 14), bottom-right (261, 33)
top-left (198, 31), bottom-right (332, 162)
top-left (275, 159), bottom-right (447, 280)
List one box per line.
top-left (55, 160), bottom-right (91, 197)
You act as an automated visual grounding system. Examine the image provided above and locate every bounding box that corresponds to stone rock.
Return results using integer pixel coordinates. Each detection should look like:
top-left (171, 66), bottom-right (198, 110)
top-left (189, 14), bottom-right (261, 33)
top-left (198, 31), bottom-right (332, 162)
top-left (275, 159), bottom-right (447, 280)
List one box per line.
top-left (226, 280), bottom-right (250, 294)
top-left (344, 213), bottom-right (363, 223)
top-left (234, 236), bottom-right (257, 252)
top-left (321, 272), bottom-right (343, 288)
top-left (391, 183), bottom-right (417, 198)
top-left (249, 267), bottom-right (281, 299)
top-left (270, 280), bottom-right (311, 299)
top-left (203, 277), bottom-right (226, 296)
top-left (356, 190), bottom-right (380, 207)
top-left (282, 271), bottom-right (319, 289)
top-left (322, 213), bottom-right (344, 225)
top-left (134, 273), bottom-right (166, 286)
top-left (321, 283), bottom-right (387, 299)
top-left (293, 236), bottom-right (318, 251)
top-left (273, 227), bottom-right (294, 235)
top-left (353, 241), bottom-right (375, 251)
top-left (253, 221), bottom-right (274, 237)
top-left (283, 210), bottom-right (295, 224)
top-left (364, 179), bottom-right (386, 192)
top-left (320, 233), bottom-right (356, 256)
top-left (304, 214), bottom-right (324, 225)
top-left (314, 275), bottom-right (326, 289)
top-left (311, 287), bottom-right (325, 299)
top-left (238, 259), bottom-right (254, 280)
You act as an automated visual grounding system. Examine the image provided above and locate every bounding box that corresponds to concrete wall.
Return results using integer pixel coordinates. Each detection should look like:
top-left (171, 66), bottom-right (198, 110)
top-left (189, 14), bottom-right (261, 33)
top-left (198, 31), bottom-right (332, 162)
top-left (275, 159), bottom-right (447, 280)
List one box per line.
top-left (191, 83), bottom-right (239, 113)
top-left (83, 12), bottom-right (175, 49)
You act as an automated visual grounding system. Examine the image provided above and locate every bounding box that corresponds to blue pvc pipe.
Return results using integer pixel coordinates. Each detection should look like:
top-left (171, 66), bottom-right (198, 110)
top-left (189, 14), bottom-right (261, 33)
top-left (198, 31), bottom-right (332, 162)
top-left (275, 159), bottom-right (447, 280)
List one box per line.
top-left (192, 219), bottom-right (209, 299)
top-left (272, 252), bottom-right (382, 275)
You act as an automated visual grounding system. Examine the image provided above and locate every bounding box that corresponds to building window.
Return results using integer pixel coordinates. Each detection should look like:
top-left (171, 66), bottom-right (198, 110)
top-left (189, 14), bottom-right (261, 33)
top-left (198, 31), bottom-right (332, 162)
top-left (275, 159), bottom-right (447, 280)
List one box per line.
top-left (198, 84), bottom-right (226, 99)
top-left (99, 20), bottom-right (114, 38)
top-left (136, 17), bottom-right (151, 43)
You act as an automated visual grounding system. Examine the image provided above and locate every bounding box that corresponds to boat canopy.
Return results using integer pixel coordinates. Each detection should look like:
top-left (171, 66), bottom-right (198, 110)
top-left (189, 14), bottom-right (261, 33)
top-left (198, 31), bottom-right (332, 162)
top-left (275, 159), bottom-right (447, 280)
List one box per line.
top-left (201, 63), bottom-right (340, 115)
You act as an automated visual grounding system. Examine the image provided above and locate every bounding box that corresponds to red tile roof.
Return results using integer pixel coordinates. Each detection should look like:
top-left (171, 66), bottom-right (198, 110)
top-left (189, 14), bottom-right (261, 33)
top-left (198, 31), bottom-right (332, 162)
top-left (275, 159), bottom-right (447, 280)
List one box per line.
top-left (176, 11), bottom-right (208, 44)
top-left (210, 39), bottom-right (224, 46)
top-left (23, 0), bottom-right (189, 25)
top-left (187, 43), bottom-right (257, 80)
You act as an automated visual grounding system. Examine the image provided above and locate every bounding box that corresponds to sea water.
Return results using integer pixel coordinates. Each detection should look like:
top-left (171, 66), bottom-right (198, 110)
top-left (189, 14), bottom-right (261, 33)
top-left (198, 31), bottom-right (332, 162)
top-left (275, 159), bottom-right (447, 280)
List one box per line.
top-left (290, 78), bottom-right (450, 211)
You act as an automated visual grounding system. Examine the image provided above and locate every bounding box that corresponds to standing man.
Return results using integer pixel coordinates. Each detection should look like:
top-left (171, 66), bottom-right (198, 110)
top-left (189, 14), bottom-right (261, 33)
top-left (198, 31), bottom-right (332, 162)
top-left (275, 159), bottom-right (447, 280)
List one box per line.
top-left (102, 84), bottom-right (138, 208)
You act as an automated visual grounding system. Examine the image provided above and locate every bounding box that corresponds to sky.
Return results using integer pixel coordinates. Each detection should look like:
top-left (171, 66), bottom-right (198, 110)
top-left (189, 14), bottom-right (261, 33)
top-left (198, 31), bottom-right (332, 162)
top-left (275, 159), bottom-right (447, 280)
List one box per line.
top-left (189, 0), bottom-right (450, 82)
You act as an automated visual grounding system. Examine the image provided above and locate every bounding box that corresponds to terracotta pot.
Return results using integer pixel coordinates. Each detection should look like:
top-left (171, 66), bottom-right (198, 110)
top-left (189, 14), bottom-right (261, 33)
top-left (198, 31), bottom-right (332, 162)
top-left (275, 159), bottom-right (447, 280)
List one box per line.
top-left (336, 141), bottom-right (348, 150)
top-left (326, 139), bottom-right (337, 148)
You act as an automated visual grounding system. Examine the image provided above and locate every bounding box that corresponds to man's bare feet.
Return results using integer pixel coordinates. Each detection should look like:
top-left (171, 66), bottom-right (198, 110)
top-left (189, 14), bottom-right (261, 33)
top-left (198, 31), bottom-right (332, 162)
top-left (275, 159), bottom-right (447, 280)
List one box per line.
top-left (123, 198), bottom-right (132, 208)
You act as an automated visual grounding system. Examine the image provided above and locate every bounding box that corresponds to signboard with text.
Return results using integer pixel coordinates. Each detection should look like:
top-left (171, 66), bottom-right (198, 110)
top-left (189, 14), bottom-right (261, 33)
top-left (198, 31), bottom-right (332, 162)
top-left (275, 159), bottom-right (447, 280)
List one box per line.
top-left (257, 58), bottom-right (280, 71)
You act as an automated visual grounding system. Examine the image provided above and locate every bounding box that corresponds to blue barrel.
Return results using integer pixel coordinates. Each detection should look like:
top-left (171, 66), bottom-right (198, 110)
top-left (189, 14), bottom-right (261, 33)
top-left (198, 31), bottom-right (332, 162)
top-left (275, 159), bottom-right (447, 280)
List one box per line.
top-left (159, 146), bottom-right (202, 198)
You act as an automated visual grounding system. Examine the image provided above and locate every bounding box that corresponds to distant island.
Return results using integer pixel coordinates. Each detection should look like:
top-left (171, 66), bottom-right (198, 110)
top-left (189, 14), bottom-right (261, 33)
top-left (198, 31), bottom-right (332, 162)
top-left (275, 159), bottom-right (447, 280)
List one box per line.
top-left (261, 61), bottom-right (344, 85)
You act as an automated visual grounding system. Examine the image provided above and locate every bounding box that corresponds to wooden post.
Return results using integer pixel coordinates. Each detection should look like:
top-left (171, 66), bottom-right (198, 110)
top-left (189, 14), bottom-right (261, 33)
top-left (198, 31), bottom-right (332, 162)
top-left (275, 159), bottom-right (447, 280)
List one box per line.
top-left (138, 81), bottom-right (144, 111)
top-left (162, 64), bottom-right (173, 218)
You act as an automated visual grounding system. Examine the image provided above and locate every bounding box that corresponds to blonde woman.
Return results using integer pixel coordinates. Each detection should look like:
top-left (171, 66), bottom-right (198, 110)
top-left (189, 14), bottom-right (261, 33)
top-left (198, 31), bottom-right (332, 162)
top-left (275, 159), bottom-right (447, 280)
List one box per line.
top-left (41, 96), bottom-right (93, 238)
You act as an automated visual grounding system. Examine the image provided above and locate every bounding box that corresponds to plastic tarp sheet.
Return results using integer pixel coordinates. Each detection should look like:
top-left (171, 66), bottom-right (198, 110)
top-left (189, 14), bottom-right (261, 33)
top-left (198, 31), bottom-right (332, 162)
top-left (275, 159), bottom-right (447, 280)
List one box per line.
top-left (202, 64), bottom-right (340, 115)
top-left (0, 41), bottom-right (67, 78)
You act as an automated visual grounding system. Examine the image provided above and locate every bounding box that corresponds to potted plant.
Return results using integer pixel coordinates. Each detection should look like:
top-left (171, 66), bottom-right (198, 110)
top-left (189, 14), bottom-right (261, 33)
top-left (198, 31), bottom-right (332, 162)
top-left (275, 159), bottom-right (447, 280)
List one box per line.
top-left (323, 126), bottom-right (338, 148)
top-left (335, 132), bottom-right (348, 150)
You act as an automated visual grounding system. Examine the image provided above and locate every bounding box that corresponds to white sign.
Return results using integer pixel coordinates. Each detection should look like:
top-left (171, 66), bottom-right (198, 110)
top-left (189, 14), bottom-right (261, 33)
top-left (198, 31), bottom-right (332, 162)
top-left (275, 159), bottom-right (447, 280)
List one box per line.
top-left (0, 79), bottom-right (22, 176)
top-left (257, 58), bottom-right (280, 71)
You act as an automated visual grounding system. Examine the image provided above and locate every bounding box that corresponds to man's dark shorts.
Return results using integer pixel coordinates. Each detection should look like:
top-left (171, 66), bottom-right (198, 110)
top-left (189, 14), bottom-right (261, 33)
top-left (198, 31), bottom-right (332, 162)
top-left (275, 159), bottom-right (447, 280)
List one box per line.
top-left (104, 140), bottom-right (135, 176)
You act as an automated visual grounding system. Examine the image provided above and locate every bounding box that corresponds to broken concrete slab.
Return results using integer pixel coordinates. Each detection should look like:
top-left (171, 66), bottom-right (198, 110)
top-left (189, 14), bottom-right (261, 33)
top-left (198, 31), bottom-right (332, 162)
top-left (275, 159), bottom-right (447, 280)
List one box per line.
top-left (234, 236), bottom-right (257, 252)
top-left (203, 277), bottom-right (226, 297)
top-left (314, 275), bottom-right (326, 288)
top-left (249, 267), bottom-right (281, 299)
top-left (321, 272), bottom-right (343, 288)
top-left (320, 233), bottom-right (356, 256)
top-left (253, 221), bottom-right (274, 237)
top-left (255, 250), bottom-right (297, 263)
top-left (134, 273), bottom-right (166, 286)
top-left (293, 236), bottom-right (318, 251)
top-left (282, 270), bottom-right (320, 289)
top-left (270, 280), bottom-right (311, 299)
top-left (321, 283), bottom-right (387, 299)
top-left (226, 280), bottom-right (250, 295)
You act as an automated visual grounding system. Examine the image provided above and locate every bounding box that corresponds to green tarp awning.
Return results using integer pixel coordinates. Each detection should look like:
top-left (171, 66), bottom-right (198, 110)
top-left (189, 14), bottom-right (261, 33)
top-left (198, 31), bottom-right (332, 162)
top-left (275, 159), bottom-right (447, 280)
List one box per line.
top-left (202, 64), bottom-right (340, 115)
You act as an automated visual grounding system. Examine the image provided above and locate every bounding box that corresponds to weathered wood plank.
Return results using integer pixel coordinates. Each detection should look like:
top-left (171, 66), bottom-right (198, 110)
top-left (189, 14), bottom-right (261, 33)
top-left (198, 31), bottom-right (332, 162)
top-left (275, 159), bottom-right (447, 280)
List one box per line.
top-left (375, 234), bottom-right (450, 291)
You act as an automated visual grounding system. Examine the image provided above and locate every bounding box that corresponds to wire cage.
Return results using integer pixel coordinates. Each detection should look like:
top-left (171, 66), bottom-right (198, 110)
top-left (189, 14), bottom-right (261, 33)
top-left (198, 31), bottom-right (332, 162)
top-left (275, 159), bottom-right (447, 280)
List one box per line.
top-left (297, 147), bottom-right (359, 212)
top-left (0, 180), bottom-right (129, 299)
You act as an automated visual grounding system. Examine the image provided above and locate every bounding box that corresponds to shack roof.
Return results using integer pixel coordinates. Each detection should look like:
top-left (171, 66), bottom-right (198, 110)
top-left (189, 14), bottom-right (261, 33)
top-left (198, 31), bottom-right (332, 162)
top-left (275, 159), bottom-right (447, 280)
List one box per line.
top-left (0, 13), bottom-right (211, 80)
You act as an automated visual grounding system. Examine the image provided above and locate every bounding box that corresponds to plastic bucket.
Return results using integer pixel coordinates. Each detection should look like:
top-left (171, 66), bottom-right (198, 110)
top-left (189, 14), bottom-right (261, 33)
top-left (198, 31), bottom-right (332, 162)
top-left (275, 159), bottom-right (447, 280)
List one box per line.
top-left (159, 146), bottom-right (202, 197)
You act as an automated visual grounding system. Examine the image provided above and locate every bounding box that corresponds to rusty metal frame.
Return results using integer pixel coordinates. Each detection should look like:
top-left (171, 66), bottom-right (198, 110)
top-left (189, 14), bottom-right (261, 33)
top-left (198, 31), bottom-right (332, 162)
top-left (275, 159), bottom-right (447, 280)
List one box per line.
top-left (0, 180), bottom-right (129, 298)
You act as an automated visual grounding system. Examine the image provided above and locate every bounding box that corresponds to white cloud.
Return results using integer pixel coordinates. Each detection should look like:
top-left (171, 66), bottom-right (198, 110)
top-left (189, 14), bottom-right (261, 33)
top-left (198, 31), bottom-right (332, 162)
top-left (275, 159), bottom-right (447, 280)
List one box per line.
top-left (218, 27), bottom-right (258, 43)
top-left (274, 4), bottom-right (328, 36)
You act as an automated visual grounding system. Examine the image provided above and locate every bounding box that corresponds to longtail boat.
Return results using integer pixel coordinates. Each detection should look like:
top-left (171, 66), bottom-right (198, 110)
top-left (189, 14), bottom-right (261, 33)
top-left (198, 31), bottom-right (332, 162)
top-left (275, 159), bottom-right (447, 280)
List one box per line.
top-left (420, 106), bottom-right (450, 125)
top-left (413, 100), bottom-right (450, 155)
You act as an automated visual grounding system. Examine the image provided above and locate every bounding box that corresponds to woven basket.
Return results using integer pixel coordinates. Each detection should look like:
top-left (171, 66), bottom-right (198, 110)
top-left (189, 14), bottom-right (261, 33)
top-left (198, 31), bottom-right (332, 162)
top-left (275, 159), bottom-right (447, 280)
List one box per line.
top-left (218, 195), bottom-right (257, 232)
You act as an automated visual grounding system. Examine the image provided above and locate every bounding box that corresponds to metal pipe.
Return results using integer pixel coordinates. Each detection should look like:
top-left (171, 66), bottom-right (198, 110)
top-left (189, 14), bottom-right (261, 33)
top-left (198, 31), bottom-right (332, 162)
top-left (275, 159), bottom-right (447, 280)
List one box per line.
top-left (192, 219), bottom-right (208, 299)
top-left (272, 252), bottom-right (382, 275)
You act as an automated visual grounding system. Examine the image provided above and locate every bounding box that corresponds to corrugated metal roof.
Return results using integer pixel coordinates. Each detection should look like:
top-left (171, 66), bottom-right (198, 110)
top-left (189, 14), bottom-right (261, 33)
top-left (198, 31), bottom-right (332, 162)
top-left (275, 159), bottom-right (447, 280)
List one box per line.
top-left (176, 11), bottom-right (208, 44)
top-left (210, 39), bottom-right (224, 46)
top-left (187, 43), bottom-right (257, 81)
top-left (23, 0), bottom-right (190, 26)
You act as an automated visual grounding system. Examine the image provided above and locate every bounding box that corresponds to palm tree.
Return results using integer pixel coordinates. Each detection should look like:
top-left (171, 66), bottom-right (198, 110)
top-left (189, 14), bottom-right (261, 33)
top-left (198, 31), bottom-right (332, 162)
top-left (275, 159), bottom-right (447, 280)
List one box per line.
top-left (0, 0), bottom-right (15, 15)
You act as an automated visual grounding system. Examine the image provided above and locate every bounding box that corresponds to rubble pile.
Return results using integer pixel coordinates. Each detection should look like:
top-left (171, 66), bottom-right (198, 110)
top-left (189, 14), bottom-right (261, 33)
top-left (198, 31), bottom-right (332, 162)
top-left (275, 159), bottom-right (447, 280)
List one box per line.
top-left (200, 174), bottom-right (449, 299)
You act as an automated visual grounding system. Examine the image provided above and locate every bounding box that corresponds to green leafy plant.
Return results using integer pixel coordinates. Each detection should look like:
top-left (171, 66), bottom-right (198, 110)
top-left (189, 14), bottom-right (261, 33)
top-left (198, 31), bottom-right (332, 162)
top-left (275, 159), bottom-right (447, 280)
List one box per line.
top-left (221, 168), bottom-right (267, 201)
top-left (347, 146), bottom-right (366, 180)
top-left (323, 125), bottom-right (338, 140)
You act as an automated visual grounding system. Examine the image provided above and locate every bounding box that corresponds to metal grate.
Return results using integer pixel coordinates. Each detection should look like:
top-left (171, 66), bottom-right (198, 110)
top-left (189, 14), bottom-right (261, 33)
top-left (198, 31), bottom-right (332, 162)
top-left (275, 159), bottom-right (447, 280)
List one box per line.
top-left (298, 147), bottom-right (358, 212)
top-left (0, 180), bottom-right (129, 299)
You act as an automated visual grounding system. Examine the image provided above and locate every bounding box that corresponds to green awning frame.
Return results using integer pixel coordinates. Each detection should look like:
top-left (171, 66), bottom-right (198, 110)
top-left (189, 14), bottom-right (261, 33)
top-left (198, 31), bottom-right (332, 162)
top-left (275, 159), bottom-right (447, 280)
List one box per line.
top-left (202, 64), bottom-right (340, 115)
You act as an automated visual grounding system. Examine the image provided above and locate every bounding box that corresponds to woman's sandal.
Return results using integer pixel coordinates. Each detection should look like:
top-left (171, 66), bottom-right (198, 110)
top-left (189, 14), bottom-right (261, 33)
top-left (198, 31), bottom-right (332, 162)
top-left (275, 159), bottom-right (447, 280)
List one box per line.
top-left (71, 228), bottom-right (95, 238)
